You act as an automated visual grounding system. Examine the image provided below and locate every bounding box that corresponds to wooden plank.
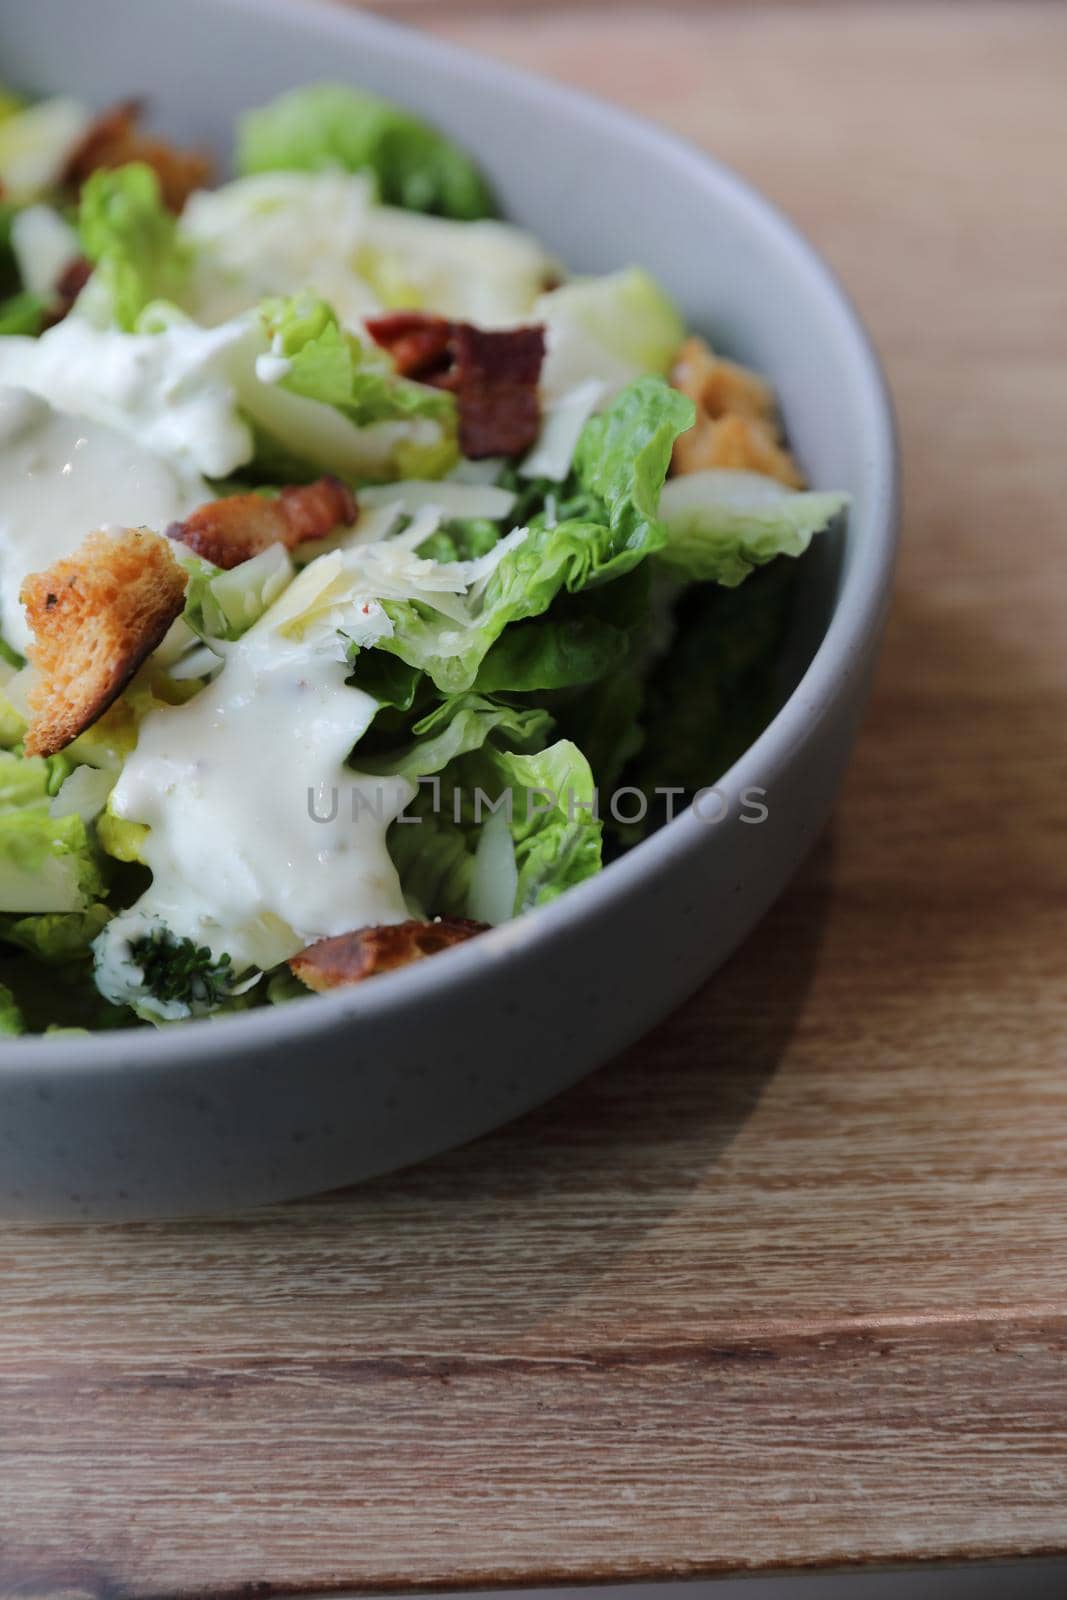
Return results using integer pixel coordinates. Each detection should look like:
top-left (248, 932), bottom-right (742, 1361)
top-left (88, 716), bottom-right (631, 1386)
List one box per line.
top-left (2, 3), bottom-right (1067, 1594)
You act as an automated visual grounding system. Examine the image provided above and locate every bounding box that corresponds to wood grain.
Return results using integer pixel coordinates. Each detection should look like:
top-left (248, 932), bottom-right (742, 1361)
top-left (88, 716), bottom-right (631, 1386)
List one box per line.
top-left (3, 3), bottom-right (1067, 1595)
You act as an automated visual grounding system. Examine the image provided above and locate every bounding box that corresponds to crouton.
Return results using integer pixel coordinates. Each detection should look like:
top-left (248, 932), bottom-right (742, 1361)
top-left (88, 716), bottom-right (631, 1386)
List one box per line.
top-left (21, 528), bottom-right (188, 758)
top-left (62, 100), bottom-right (213, 213)
top-left (167, 477), bottom-right (358, 570)
top-left (289, 919), bottom-right (487, 991)
top-left (669, 334), bottom-right (804, 487)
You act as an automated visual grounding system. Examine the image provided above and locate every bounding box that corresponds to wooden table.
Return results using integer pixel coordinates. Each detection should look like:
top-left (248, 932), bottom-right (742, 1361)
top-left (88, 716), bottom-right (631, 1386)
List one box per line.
top-left (3, 3), bottom-right (1066, 1594)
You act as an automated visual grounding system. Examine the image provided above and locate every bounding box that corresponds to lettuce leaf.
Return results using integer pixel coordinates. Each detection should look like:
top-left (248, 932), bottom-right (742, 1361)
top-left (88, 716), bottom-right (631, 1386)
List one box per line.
top-left (0, 980), bottom-right (24, 1035)
top-left (262, 291), bottom-right (455, 427)
top-left (0, 750), bottom-right (108, 917)
top-left (360, 693), bottom-right (551, 782)
top-left (656, 469), bottom-right (849, 587)
top-left (0, 807), bottom-right (107, 915)
top-left (627, 557), bottom-right (799, 802)
top-left (368, 695), bottom-right (602, 923)
top-left (236, 83), bottom-right (496, 221)
top-left (572, 375), bottom-right (695, 561)
top-left (0, 288), bottom-right (46, 336)
top-left (365, 377), bottom-right (693, 692)
top-left (536, 268), bottom-right (686, 404)
top-left (78, 162), bottom-right (192, 331)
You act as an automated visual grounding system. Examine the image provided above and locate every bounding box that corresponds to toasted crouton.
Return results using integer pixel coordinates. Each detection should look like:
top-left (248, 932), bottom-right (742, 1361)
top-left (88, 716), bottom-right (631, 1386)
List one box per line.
top-left (21, 529), bottom-right (188, 758)
top-left (62, 100), bottom-right (213, 212)
top-left (669, 334), bottom-right (804, 487)
top-left (167, 478), bottom-right (358, 570)
top-left (290, 919), bottom-right (487, 991)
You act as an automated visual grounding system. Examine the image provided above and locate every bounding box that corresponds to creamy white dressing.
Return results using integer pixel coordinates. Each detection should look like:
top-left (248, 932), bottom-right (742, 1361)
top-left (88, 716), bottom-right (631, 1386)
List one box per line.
top-left (0, 387), bottom-right (208, 651)
top-left (0, 311), bottom-right (448, 483)
top-left (97, 612), bottom-right (415, 995)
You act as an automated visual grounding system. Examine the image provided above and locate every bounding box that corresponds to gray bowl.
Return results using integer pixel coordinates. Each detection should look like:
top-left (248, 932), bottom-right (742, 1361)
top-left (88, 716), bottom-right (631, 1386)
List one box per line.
top-left (0, 0), bottom-right (898, 1219)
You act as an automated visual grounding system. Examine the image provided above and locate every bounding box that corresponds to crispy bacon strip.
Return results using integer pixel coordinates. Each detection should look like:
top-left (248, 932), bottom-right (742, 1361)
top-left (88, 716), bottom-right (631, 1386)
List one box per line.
top-left (62, 99), bottom-right (213, 213)
top-left (289, 919), bottom-right (488, 992)
top-left (452, 323), bottom-right (545, 458)
top-left (167, 477), bottom-right (358, 571)
top-left (364, 311), bottom-right (456, 386)
top-left (669, 334), bottom-right (804, 486)
top-left (366, 313), bottom-right (546, 458)
top-left (21, 529), bottom-right (188, 758)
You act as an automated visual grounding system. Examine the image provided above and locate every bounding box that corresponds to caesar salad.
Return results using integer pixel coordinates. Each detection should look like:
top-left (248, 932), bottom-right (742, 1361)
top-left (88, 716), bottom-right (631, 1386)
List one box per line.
top-left (0, 85), bottom-right (847, 1033)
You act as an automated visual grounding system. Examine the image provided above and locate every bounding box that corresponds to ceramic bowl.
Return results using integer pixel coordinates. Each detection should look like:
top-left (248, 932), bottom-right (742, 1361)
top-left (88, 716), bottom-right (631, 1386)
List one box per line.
top-left (0, 0), bottom-right (897, 1218)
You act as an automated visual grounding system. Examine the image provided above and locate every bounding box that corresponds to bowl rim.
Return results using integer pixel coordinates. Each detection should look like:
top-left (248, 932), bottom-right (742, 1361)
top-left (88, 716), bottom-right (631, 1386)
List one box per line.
top-left (0, 0), bottom-right (899, 1073)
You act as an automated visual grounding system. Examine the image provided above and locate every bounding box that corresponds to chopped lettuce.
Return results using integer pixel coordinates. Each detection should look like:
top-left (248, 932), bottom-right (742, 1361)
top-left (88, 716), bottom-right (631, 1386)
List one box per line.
top-left (536, 268), bottom-right (686, 403)
top-left (180, 170), bottom-right (381, 329)
top-left (628, 556), bottom-right (799, 799)
top-left (0, 96), bottom-right (89, 203)
top-left (181, 542), bottom-right (294, 643)
top-left (262, 292), bottom-right (454, 427)
top-left (0, 980), bottom-right (24, 1034)
top-left (0, 808), bottom-right (107, 915)
top-left (0, 288), bottom-right (46, 336)
top-left (656, 470), bottom-right (849, 587)
top-left (360, 693), bottom-right (552, 782)
top-left (573, 375), bottom-right (695, 560)
top-left (382, 715), bottom-right (602, 924)
top-left (236, 83), bottom-right (496, 221)
top-left (1, 902), bottom-right (112, 963)
top-left (78, 162), bottom-right (192, 331)
top-left (362, 377), bottom-right (693, 692)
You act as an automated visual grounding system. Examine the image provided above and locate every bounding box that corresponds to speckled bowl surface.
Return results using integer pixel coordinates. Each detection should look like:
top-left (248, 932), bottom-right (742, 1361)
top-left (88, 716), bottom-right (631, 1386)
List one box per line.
top-left (0, 0), bottom-right (897, 1218)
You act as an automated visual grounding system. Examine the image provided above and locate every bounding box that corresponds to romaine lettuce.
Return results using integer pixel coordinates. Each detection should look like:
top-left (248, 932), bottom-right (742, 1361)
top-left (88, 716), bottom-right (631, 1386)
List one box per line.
top-left (536, 267), bottom-right (685, 404)
top-left (236, 83), bottom-right (496, 221)
top-left (365, 377), bottom-right (694, 692)
top-left (78, 163), bottom-right (192, 331)
top-left (656, 469), bottom-right (849, 587)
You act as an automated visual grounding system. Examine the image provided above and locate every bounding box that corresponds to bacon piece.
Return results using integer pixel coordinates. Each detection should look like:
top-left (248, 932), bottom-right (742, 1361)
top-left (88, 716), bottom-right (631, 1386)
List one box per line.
top-left (21, 529), bottom-right (188, 758)
top-left (62, 99), bottom-right (213, 213)
top-left (366, 313), bottom-right (546, 457)
top-left (290, 919), bottom-right (488, 991)
top-left (669, 334), bottom-right (804, 486)
top-left (364, 311), bottom-right (456, 386)
top-left (167, 477), bottom-right (358, 571)
top-left (452, 323), bottom-right (545, 458)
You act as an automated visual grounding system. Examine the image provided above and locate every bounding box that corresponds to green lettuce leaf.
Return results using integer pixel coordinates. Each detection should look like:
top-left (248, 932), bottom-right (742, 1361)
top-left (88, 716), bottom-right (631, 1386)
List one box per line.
top-left (365, 377), bottom-right (693, 693)
top-left (262, 291), bottom-right (455, 427)
top-left (0, 750), bottom-right (108, 916)
top-left (0, 902), bottom-right (112, 963)
top-left (78, 162), bottom-right (192, 331)
top-left (180, 542), bottom-right (294, 643)
top-left (0, 808), bottom-right (107, 915)
top-left (360, 693), bottom-right (552, 782)
top-left (489, 739), bottom-right (603, 914)
top-left (656, 469), bottom-right (849, 587)
top-left (572, 374), bottom-right (695, 563)
top-left (369, 696), bottom-right (602, 923)
top-left (628, 557), bottom-right (799, 802)
top-left (535, 267), bottom-right (686, 403)
top-left (0, 979), bottom-right (24, 1035)
top-left (236, 83), bottom-right (496, 221)
top-left (0, 287), bottom-right (45, 335)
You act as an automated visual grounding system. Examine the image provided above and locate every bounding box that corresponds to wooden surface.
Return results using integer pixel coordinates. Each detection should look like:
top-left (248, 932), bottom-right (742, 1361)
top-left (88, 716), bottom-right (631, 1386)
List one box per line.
top-left (3, 3), bottom-right (1067, 1595)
